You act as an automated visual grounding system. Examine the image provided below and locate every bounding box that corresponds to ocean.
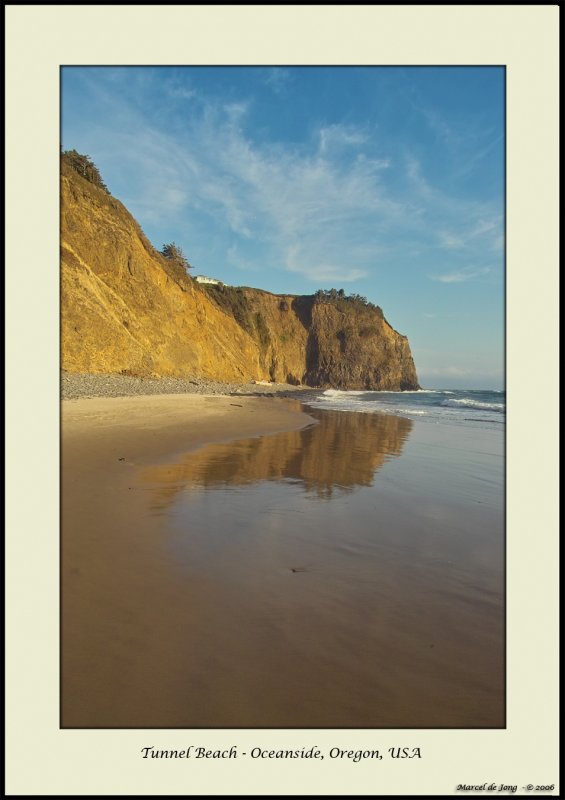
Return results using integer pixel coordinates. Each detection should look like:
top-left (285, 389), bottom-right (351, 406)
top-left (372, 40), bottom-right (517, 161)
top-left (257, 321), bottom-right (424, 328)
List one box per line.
top-left (304, 388), bottom-right (505, 430)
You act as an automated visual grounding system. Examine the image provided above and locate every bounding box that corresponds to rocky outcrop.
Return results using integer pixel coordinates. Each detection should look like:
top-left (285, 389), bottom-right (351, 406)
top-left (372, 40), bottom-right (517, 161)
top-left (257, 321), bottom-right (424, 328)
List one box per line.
top-left (61, 157), bottom-right (419, 390)
top-left (203, 287), bottom-right (419, 390)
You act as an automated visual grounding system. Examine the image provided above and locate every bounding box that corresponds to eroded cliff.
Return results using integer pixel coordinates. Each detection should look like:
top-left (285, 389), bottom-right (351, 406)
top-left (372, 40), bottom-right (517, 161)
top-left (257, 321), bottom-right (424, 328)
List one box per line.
top-left (61, 156), bottom-right (419, 390)
top-left (201, 286), bottom-right (419, 390)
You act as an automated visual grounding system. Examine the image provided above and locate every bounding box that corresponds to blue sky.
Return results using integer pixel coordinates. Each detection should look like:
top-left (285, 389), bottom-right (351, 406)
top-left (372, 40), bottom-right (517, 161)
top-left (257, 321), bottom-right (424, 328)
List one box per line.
top-left (61, 66), bottom-right (504, 389)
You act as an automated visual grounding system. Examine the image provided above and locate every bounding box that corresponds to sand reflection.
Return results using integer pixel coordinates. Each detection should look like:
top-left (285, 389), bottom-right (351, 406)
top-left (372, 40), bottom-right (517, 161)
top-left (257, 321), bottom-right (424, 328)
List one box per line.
top-left (63, 405), bottom-right (504, 728)
top-left (140, 408), bottom-right (413, 508)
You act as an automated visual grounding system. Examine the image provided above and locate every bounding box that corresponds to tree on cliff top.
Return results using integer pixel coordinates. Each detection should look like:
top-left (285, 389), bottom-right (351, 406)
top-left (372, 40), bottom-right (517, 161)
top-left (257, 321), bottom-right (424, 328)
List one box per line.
top-left (160, 242), bottom-right (193, 272)
top-left (62, 149), bottom-right (109, 193)
top-left (314, 288), bottom-right (384, 318)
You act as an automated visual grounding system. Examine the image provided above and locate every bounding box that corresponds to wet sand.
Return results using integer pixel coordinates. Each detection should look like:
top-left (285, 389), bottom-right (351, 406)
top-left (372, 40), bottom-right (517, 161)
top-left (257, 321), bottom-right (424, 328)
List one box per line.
top-left (62, 394), bottom-right (314, 725)
top-left (62, 396), bottom-right (504, 729)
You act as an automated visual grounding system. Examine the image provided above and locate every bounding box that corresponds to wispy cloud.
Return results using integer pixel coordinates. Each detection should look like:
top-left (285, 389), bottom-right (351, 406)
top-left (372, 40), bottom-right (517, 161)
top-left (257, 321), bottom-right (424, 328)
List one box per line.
top-left (96, 104), bottom-right (396, 282)
top-left (65, 71), bottom-right (503, 290)
top-left (403, 154), bottom-right (503, 278)
top-left (263, 68), bottom-right (291, 94)
top-left (414, 99), bottom-right (503, 177)
top-left (437, 216), bottom-right (502, 252)
top-left (416, 104), bottom-right (461, 147)
top-left (452, 133), bottom-right (504, 180)
top-left (428, 267), bottom-right (491, 283)
top-left (285, 245), bottom-right (368, 283)
top-left (156, 105), bottom-right (403, 282)
top-left (223, 101), bottom-right (250, 122)
top-left (62, 67), bottom-right (505, 387)
top-left (472, 218), bottom-right (498, 236)
top-left (319, 124), bottom-right (370, 154)
top-left (165, 76), bottom-right (197, 101)
top-left (438, 231), bottom-right (465, 249)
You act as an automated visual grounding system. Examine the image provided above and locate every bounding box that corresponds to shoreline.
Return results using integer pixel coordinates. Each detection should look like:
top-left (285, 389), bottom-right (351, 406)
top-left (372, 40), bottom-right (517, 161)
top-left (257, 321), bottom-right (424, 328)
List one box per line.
top-left (62, 392), bottom-right (316, 460)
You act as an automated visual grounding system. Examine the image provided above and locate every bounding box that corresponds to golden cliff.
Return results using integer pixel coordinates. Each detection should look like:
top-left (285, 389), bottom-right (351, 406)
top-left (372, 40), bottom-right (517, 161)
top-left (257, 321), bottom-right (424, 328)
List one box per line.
top-left (61, 157), bottom-right (420, 390)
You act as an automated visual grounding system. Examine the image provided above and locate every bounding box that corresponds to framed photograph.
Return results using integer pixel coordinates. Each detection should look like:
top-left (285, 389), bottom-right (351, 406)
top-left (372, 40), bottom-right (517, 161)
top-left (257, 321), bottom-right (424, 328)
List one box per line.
top-left (6, 6), bottom-right (559, 797)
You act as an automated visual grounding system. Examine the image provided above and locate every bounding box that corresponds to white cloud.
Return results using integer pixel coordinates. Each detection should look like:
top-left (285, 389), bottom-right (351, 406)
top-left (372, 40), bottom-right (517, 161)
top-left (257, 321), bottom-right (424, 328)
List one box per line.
top-left (406, 156), bottom-right (503, 262)
top-left (167, 85), bottom-right (197, 101)
top-left (319, 124), bottom-right (370, 154)
top-left (106, 112), bottom-right (497, 286)
top-left (414, 99), bottom-right (503, 178)
top-left (438, 231), bottom-right (465, 249)
top-left (285, 245), bottom-right (368, 282)
top-left (174, 112), bottom-right (402, 282)
top-left (428, 267), bottom-right (491, 283)
top-left (452, 133), bottom-right (504, 180)
top-left (438, 217), bottom-right (501, 249)
top-left (417, 105), bottom-right (460, 147)
top-left (289, 263), bottom-right (368, 282)
top-left (223, 102), bottom-right (249, 122)
top-left (108, 104), bottom-right (392, 283)
top-left (263, 68), bottom-right (291, 94)
top-left (472, 218), bottom-right (498, 236)
top-left (68, 75), bottom-right (502, 290)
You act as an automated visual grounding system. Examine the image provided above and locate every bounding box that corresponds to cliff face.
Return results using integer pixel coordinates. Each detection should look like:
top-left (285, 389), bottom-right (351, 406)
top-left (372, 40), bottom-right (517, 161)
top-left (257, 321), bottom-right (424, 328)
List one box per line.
top-left (306, 301), bottom-right (419, 390)
top-left (199, 286), bottom-right (419, 390)
top-left (61, 162), bottom-right (261, 382)
top-left (61, 161), bottom-right (419, 390)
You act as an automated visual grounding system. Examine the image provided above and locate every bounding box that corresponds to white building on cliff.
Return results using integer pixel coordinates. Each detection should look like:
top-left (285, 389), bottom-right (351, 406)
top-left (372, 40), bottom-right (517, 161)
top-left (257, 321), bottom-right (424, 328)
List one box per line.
top-left (194, 275), bottom-right (223, 285)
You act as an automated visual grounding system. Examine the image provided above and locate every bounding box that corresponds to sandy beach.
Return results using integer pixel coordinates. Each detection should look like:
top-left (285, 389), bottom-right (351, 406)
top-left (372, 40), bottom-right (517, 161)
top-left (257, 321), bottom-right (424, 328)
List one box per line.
top-left (62, 392), bottom-right (504, 729)
top-left (62, 393), bottom-right (315, 725)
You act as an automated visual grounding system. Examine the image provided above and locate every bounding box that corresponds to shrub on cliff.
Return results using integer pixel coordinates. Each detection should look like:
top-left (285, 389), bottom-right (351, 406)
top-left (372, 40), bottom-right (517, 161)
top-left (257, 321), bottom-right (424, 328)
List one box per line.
top-left (314, 288), bottom-right (384, 318)
top-left (160, 242), bottom-right (193, 271)
top-left (159, 242), bottom-right (194, 290)
top-left (62, 149), bottom-right (109, 193)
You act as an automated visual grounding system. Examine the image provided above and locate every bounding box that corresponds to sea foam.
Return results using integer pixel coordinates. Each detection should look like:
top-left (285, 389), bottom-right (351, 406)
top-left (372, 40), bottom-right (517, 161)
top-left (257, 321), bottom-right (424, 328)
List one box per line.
top-left (440, 398), bottom-right (504, 412)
